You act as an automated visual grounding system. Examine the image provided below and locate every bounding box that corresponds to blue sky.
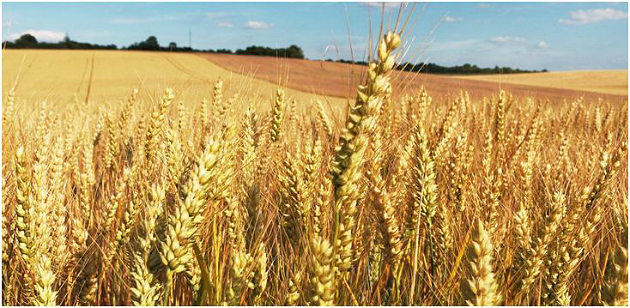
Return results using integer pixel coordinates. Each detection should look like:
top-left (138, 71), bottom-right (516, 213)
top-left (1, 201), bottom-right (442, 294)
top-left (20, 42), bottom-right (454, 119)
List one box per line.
top-left (2, 2), bottom-right (628, 71)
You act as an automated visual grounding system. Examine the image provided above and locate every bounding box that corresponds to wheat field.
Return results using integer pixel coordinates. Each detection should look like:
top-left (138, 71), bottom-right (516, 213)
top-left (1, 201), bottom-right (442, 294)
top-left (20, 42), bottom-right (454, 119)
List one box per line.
top-left (2, 31), bottom-right (628, 306)
top-left (455, 70), bottom-right (629, 96)
top-left (1, 49), bottom-right (345, 112)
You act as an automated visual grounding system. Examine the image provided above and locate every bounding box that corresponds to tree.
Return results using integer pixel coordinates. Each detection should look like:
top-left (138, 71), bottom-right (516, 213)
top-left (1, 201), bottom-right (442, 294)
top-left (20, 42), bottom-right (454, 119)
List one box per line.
top-left (286, 45), bottom-right (304, 59)
top-left (126, 36), bottom-right (161, 50)
top-left (15, 34), bottom-right (38, 47)
top-left (143, 36), bottom-right (159, 50)
top-left (169, 42), bottom-right (177, 51)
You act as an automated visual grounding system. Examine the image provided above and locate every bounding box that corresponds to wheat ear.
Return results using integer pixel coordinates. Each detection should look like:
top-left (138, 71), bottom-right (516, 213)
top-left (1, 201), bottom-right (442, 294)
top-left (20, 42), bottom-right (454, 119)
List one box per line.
top-left (461, 219), bottom-right (501, 306)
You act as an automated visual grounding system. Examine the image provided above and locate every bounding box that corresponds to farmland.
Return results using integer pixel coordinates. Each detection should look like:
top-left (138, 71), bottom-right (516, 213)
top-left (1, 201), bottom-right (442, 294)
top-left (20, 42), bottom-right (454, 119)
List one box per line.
top-left (2, 32), bottom-right (628, 307)
top-left (2, 49), bottom-right (345, 112)
top-left (454, 70), bottom-right (628, 96)
top-left (199, 52), bottom-right (627, 101)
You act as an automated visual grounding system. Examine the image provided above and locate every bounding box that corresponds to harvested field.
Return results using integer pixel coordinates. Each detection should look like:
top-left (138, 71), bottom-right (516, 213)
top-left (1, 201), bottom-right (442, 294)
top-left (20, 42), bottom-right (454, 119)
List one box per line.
top-left (198, 53), bottom-right (627, 102)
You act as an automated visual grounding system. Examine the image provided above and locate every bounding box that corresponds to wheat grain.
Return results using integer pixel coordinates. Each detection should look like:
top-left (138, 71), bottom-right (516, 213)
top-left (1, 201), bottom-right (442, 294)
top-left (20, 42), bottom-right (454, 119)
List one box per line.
top-left (461, 219), bottom-right (501, 306)
top-left (309, 236), bottom-right (335, 305)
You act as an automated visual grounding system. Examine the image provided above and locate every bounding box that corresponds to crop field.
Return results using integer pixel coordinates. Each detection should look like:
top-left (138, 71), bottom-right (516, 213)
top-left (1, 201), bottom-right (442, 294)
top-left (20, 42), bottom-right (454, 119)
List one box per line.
top-left (454, 70), bottom-right (628, 96)
top-left (1, 31), bottom-right (628, 306)
top-left (199, 52), bottom-right (627, 101)
top-left (1, 49), bottom-right (345, 113)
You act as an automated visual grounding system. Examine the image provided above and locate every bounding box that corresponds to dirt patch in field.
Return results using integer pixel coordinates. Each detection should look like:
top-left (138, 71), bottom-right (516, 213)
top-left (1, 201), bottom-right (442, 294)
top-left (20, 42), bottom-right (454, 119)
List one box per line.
top-left (197, 53), bottom-right (627, 102)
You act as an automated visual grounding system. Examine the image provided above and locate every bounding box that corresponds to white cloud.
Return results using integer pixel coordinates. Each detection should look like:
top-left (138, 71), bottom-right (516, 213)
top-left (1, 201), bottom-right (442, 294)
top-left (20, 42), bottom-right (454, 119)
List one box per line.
top-left (217, 21), bottom-right (234, 28)
top-left (9, 29), bottom-right (65, 42)
top-left (559, 8), bottom-right (628, 25)
top-left (362, 2), bottom-right (402, 11)
top-left (488, 36), bottom-right (549, 51)
top-left (442, 15), bottom-right (463, 23)
top-left (490, 36), bottom-right (527, 44)
top-left (244, 20), bottom-right (273, 29)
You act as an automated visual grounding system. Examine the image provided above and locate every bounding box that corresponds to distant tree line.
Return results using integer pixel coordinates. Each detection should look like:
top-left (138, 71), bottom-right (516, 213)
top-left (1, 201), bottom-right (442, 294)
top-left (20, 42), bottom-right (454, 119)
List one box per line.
top-left (124, 36), bottom-right (304, 58)
top-left (3, 34), bottom-right (303, 58)
top-left (327, 58), bottom-right (546, 74)
top-left (397, 62), bottom-right (547, 74)
top-left (4, 34), bottom-right (546, 73)
top-left (124, 36), bottom-right (193, 52)
top-left (3, 34), bottom-right (117, 49)
top-left (234, 45), bottom-right (304, 59)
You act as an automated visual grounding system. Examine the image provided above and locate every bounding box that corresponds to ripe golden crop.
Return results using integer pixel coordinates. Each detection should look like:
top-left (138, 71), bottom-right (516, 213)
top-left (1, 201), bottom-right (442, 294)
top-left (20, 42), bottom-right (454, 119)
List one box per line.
top-left (2, 31), bottom-right (627, 306)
